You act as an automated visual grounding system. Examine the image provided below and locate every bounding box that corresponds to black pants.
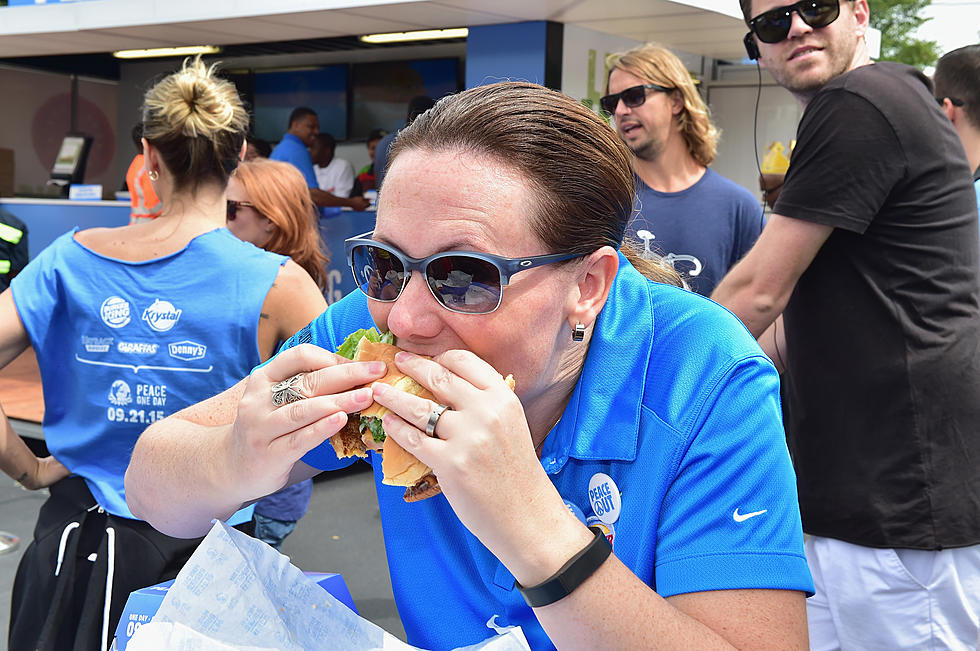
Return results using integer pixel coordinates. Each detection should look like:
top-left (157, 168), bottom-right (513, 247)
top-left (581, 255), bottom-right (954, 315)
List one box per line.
top-left (8, 476), bottom-right (253, 651)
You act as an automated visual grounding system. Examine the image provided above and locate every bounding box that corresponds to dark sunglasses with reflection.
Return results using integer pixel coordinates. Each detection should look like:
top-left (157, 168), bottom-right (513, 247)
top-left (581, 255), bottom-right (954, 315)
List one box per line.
top-left (345, 232), bottom-right (585, 315)
top-left (599, 83), bottom-right (672, 115)
top-left (226, 199), bottom-right (258, 221)
top-left (748, 0), bottom-right (841, 44)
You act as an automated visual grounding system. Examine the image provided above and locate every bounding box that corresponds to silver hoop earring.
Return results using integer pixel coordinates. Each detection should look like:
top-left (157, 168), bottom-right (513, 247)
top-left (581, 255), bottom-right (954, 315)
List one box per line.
top-left (572, 323), bottom-right (585, 342)
top-left (147, 170), bottom-right (159, 181)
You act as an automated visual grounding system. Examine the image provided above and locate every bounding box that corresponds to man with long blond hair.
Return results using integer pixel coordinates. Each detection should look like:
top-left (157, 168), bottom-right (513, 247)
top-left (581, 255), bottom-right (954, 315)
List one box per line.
top-left (603, 43), bottom-right (763, 295)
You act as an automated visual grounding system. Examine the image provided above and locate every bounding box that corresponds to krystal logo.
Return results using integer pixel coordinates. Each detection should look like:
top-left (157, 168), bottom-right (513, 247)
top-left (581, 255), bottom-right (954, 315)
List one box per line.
top-left (142, 299), bottom-right (182, 333)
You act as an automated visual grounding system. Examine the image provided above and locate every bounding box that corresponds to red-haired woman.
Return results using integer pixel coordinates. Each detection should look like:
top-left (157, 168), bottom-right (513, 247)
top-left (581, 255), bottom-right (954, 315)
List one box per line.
top-left (227, 158), bottom-right (329, 292)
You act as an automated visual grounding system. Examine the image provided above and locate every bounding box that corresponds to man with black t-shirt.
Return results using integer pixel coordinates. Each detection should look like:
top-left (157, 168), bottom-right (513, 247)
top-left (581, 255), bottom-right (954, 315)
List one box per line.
top-left (713, 0), bottom-right (980, 647)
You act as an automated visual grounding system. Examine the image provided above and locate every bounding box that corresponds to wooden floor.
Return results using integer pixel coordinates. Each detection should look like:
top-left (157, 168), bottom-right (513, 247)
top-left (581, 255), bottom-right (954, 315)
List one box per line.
top-left (0, 348), bottom-right (44, 423)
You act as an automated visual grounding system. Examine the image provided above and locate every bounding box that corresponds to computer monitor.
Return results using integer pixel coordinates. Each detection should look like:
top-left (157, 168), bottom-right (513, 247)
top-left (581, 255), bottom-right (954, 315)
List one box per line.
top-left (50, 134), bottom-right (93, 185)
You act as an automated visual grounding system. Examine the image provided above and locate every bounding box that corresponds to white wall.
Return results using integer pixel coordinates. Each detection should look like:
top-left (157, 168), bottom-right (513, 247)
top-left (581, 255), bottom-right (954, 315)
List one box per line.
top-left (560, 24), bottom-right (641, 111)
top-left (706, 67), bottom-right (801, 197)
top-left (0, 65), bottom-right (119, 197)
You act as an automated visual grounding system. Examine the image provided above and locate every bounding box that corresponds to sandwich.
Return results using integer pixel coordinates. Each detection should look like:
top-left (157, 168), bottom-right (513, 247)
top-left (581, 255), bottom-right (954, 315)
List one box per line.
top-left (332, 328), bottom-right (514, 503)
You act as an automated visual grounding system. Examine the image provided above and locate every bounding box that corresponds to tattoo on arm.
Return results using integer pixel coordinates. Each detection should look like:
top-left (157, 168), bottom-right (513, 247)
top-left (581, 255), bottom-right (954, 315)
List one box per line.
top-left (260, 313), bottom-right (270, 320)
top-left (15, 472), bottom-right (27, 484)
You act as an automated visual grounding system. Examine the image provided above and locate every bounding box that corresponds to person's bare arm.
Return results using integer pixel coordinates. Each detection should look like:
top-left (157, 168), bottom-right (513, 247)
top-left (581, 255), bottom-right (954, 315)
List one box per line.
top-left (257, 260), bottom-right (327, 361)
top-left (310, 188), bottom-right (370, 211)
top-left (126, 344), bottom-right (385, 538)
top-left (758, 316), bottom-right (788, 374)
top-left (0, 290), bottom-right (69, 489)
top-left (712, 214), bottom-right (833, 337)
top-left (535, 559), bottom-right (807, 649)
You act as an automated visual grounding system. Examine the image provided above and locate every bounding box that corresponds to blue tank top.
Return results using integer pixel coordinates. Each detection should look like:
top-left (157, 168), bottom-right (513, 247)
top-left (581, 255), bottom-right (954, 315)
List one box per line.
top-left (11, 228), bottom-right (287, 520)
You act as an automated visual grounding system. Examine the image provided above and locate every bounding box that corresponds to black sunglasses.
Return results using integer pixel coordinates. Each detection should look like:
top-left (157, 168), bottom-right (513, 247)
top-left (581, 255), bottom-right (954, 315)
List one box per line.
top-left (748, 0), bottom-right (840, 44)
top-left (226, 199), bottom-right (258, 221)
top-left (345, 232), bottom-right (585, 315)
top-left (599, 83), bottom-right (672, 115)
top-left (936, 96), bottom-right (965, 107)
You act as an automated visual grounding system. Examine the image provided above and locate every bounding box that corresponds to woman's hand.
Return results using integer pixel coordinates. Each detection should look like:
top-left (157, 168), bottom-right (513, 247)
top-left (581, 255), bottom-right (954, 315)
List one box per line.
top-left (18, 455), bottom-right (70, 490)
top-left (373, 350), bottom-right (584, 572)
top-left (220, 343), bottom-right (387, 503)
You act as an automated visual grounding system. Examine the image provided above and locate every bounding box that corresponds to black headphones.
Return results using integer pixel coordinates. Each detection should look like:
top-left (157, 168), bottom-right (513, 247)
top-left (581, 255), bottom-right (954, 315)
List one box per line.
top-left (743, 32), bottom-right (761, 60)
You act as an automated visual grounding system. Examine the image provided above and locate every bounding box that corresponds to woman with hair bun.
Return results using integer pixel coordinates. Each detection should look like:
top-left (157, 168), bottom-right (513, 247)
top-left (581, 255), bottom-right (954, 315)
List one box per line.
top-left (225, 157), bottom-right (329, 549)
top-left (0, 57), bottom-right (325, 650)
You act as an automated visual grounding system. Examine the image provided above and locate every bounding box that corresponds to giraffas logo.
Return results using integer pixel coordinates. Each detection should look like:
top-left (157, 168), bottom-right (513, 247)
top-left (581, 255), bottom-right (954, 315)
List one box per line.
top-left (100, 297), bottom-right (131, 329)
top-left (117, 342), bottom-right (159, 355)
top-left (142, 299), bottom-right (182, 333)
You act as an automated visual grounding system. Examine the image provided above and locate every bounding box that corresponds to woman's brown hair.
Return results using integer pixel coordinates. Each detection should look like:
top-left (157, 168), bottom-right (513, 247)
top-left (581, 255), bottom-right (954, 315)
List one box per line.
top-left (389, 81), bottom-right (681, 287)
top-left (232, 159), bottom-right (330, 290)
top-left (141, 57), bottom-right (249, 193)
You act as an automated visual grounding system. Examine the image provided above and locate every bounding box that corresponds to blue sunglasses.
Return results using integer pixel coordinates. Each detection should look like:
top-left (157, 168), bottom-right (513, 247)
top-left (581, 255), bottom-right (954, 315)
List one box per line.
top-left (345, 232), bottom-right (585, 314)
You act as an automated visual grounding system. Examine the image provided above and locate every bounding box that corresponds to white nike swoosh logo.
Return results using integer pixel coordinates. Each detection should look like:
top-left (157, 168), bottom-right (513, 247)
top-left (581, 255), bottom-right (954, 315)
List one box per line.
top-left (733, 508), bottom-right (768, 523)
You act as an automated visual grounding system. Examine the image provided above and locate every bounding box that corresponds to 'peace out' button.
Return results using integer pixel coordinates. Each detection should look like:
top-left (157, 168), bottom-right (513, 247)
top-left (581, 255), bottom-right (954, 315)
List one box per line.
top-left (588, 473), bottom-right (621, 525)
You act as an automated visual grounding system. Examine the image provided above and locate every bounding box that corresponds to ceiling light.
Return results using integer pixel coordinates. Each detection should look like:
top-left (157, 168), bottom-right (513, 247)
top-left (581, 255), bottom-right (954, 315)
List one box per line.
top-left (113, 45), bottom-right (222, 60)
top-left (359, 28), bottom-right (468, 44)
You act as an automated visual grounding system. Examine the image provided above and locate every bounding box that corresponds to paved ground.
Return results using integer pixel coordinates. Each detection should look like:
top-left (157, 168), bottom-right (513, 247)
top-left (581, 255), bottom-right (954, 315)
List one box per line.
top-left (0, 419), bottom-right (405, 650)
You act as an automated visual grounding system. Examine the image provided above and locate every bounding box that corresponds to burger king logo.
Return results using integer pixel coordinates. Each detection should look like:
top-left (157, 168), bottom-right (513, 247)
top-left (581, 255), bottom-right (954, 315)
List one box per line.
top-left (100, 296), bottom-right (131, 329)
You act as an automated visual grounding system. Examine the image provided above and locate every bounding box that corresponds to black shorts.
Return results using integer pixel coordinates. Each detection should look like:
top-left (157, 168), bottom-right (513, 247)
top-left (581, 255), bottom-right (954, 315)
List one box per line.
top-left (8, 476), bottom-right (253, 651)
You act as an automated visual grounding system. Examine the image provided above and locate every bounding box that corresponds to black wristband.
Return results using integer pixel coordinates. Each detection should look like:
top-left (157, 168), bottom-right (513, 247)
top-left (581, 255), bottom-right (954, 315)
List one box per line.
top-left (515, 526), bottom-right (612, 608)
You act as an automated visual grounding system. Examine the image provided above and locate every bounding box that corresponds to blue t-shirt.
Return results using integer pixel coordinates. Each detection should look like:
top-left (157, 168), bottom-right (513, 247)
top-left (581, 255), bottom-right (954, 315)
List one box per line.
top-left (11, 228), bottom-right (287, 521)
top-left (629, 168), bottom-right (764, 296)
top-left (283, 254), bottom-right (813, 650)
top-left (270, 133), bottom-right (318, 189)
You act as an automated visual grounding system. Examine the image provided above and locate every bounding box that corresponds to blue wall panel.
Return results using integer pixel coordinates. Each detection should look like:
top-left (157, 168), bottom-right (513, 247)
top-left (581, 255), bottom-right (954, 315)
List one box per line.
top-left (465, 22), bottom-right (548, 89)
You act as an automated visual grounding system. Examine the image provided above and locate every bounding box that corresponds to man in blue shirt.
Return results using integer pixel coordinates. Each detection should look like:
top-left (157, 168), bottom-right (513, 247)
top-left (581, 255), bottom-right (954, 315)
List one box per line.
top-left (271, 107), bottom-right (368, 212)
top-left (604, 44), bottom-right (763, 295)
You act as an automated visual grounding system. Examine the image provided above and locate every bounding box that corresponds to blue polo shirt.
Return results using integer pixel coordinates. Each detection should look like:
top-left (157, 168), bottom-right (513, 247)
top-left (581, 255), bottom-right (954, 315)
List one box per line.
top-left (288, 254), bottom-right (813, 650)
top-left (270, 133), bottom-right (317, 189)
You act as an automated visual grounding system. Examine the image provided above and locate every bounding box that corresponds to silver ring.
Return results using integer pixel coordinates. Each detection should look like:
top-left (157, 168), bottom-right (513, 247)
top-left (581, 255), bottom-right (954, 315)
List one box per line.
top-left (425, 403), bottom-right (451, 438)
top-left (272, 372), bottom-right (306, 407)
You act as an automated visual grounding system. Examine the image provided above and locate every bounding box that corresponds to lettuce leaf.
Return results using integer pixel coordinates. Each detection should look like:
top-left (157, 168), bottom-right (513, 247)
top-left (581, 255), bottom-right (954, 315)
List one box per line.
top-left (359, 415), bottom-right (386, 443)
top-left (336, 327), bottom-right (393, 359)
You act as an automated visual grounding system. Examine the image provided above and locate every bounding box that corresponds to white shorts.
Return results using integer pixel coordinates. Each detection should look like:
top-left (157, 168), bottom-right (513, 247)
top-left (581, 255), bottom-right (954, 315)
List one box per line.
top-left (805, 535), bottom-right (980, 650)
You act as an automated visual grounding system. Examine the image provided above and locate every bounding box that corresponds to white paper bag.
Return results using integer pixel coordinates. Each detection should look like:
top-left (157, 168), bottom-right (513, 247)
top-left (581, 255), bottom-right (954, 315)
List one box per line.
top-left (128, 521), bottom-right (530, 651)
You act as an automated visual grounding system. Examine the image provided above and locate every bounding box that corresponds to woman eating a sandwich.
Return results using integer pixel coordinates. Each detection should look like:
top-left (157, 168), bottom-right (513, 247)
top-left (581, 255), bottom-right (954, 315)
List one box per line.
top-left (127, 82), bottom-right (813, 649)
